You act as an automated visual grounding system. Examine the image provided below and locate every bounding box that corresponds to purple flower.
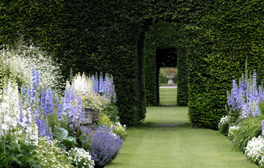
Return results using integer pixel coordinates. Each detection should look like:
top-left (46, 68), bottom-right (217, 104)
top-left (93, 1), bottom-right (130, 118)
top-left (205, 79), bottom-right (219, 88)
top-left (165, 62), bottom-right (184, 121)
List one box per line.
top-left (86, 126), bottom-right (123, 167)
top-left (35, 70), bottom-right (39, 88)
top-left (253, 70), bottom-right (257, 87)
top-left (43, 89), bottom-right (54, 116)
top-left (92, 75), bottom-right (99, 94)
top-left (58, 104), bottom-right (63, 121)
top-left (41, 88), bottom-right (47, 112)
top-left (36, 118), bottom-right (46, 137)
top-left (99, 74), bottom-right (104, 94)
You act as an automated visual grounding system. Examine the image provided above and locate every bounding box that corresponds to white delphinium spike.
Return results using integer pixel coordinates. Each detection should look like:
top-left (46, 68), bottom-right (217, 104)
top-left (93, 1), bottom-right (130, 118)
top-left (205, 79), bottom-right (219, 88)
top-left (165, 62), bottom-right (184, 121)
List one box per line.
top-left (0, 79), bottom-right (20, 137)
top-left (72, 72), bottom-right (93, 96)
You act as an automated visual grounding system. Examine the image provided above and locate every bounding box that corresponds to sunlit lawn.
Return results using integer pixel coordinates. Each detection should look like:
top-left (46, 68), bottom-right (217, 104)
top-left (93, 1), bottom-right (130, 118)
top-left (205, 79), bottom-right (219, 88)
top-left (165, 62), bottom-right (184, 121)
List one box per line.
top-left (159, 87), bottom-right (177, 105)
top-left (105, 89), bottom-right (257, 168)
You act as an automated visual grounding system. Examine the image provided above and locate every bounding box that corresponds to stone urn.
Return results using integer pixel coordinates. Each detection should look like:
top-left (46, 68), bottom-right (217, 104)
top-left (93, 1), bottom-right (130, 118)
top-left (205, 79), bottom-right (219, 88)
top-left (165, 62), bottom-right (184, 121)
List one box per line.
top-left (167, 73), bottom-right (175, 86)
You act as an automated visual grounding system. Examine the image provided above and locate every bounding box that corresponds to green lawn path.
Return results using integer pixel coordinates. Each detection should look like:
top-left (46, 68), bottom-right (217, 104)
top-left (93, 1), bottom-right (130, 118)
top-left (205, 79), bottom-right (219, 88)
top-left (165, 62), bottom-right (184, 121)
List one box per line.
top-left (159, 87), bottom-right (177, 106)
top-left (105, 92), bottom-right (257, 168)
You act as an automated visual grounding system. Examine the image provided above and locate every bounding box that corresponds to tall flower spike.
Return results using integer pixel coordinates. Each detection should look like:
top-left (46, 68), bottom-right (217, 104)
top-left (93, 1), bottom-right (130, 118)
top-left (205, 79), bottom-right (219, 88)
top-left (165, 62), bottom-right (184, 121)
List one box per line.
top-left (40, 88), bottom-right (47, 113)
top-left (99, 74), bottom-right (104, 94)
top-left (57, 104), bottom-right (63, 121)
top-left (93, 75), bottom-right (99, 94)
top-left (253, 70), bottom-right (257, 88)
top-left (45, 89), bottom-right (54, 116)
top-left (35, 70), bottom-right (39, 88)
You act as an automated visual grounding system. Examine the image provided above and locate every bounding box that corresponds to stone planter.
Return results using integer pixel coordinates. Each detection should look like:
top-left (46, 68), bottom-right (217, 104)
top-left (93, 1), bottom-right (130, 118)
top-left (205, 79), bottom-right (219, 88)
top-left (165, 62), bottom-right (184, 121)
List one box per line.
top-left (167, 73), bottom-right (175, 86)
top-left (81, 107), bottom-right (99, 131)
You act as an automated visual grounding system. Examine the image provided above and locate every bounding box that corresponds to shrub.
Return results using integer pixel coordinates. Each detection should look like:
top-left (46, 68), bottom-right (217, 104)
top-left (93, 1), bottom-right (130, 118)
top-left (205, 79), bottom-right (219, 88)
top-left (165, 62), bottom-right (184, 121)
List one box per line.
top-left (86, 126), bottom-right (123, 168)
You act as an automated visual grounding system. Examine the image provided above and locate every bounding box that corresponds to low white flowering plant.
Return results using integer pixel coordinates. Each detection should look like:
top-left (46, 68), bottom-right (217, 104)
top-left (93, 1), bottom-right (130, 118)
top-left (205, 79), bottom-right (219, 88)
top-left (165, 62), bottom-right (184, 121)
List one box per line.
top-left (0, 45), bottom-right (64, 95)
top-left (228, 125), bottom-right (240, 141)
top-left (244, 135), bottom-right (264, 167)
top-left (68, 147), bottom-right (95, 168)
top-left (218, 115), bottom-right (230, 135)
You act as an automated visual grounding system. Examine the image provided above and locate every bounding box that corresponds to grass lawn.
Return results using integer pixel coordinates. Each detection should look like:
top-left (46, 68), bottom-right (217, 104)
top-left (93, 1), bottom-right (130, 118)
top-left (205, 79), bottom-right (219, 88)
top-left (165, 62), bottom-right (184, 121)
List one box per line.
top-left (159, 87), bottom-right (177, 106)
top-left (105, 89), bottom-right (257, 168)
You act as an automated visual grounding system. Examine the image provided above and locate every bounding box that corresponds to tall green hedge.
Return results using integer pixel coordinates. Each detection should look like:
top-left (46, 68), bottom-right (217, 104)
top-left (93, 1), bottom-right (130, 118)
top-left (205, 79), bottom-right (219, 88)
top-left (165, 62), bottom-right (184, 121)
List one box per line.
top-left (188, 0), bottom-right (264, 129)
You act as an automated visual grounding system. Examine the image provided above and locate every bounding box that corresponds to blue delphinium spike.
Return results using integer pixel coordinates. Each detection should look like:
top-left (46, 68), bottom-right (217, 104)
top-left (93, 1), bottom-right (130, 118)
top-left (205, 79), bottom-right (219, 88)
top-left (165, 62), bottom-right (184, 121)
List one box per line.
top-left (45, 89), bottom-right (54, 116)
top-left (253, 70), bottom-right (257, 87)
top-left (35, 70), bottom-right (39, 88)
top-left (99, 74), bottom-right (104, 94)
top-left (58, 104), bottom-right (63, 121)
top-left (41, 89), bottom-right (47, 114)
top-left (93, 75), bottom-right (99, 94)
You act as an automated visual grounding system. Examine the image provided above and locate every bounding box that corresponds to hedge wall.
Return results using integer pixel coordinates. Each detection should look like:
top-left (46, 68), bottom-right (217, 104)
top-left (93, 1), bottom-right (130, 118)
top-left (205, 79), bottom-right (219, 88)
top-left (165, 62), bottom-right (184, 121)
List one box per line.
top-left (188, 0), bottom-right (264, 129)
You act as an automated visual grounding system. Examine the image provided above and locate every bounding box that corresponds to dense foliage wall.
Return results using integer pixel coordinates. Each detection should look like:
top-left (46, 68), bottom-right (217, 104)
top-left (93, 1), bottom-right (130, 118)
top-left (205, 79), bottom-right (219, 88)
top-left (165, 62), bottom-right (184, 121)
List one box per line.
top-left (188, 0), bottom-right (264, 129)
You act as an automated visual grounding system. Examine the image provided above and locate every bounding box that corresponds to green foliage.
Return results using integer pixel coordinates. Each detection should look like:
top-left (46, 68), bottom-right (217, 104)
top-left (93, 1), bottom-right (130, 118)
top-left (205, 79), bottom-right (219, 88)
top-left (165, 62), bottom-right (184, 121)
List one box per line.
top-left (100, 102), bottom-right (120, 123)
top-left (98, 115), bottom-right (113, 127)
top-left (98, 115), bottom-right (127, 140)
top-left (57, 128), bottom-right (77, 151)
top-left (177, 53), bottom-right (188, 106)
top-left (0, 133), bottom-right (38, 168)
top-left (232, 116), bottom-right (263, 152)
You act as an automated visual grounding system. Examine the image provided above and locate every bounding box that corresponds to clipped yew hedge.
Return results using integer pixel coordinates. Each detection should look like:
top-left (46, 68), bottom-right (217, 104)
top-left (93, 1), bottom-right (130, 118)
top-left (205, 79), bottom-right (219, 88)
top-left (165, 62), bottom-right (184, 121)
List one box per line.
top-left (188, 0), bottom-right (264, 129)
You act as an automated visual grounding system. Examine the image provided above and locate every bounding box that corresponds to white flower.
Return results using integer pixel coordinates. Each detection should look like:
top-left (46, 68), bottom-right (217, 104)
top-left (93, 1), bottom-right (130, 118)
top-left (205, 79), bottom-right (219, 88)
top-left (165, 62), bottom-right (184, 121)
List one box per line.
top-left (1, 124), bottom-right (9, 131)
top-left (245, 135), bottom-right (264, 165)
top-left (218, 115), bottom-right (229, 129)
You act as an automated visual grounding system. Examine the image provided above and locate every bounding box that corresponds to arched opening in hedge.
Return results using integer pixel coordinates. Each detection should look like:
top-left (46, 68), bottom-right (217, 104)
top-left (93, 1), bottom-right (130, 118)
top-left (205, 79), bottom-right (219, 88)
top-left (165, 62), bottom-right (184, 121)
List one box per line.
top-left (155, 47), bottom-right (177, 105)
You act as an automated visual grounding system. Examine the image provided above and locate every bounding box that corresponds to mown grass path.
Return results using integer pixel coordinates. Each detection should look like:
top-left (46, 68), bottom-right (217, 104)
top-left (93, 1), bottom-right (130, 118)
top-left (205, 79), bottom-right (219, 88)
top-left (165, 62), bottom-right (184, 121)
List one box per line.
top-left (106, 88), bottom-right (257, 168)
top-left (106, 106), bottom-right (257, 168)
